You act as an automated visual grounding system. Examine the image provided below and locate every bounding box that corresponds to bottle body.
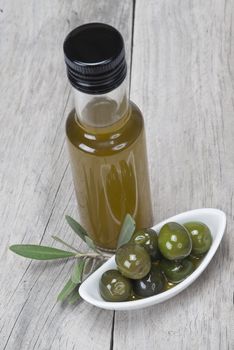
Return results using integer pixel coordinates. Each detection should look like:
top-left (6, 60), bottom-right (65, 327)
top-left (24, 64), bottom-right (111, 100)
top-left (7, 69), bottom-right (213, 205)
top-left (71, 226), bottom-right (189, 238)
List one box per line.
top-left (66, 101), bottom-right (153, 250)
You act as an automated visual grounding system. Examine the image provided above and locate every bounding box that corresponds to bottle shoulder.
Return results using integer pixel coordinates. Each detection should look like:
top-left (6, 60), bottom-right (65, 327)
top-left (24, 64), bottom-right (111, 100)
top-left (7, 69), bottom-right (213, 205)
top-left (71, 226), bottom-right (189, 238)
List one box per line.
top-left (66, 101), bottom-right (145, 156)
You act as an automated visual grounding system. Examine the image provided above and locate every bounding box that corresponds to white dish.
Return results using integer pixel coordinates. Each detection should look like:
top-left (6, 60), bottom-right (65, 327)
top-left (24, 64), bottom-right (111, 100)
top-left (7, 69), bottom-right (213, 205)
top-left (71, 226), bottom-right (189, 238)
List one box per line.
top-left (79, 208), bottom-right (226, 311)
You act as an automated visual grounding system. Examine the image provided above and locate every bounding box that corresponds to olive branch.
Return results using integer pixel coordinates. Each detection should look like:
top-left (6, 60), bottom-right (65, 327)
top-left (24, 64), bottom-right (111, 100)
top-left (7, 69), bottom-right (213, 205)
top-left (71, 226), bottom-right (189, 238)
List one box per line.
top-left (9, 214), bottom-right (135, 304)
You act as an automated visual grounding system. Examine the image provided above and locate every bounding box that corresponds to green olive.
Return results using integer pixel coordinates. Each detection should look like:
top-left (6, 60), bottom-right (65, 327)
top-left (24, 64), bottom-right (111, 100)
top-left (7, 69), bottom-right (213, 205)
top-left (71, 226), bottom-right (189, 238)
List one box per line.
top-left (159, 259), bottom-right (194, 283)
top-left (99, 269), bottom-right (132, 302)
top-left (158, 222), bottom-right (192, 260)
top-left (184, 221), bottom-right (212, 255)
top-left (163, 280), bottom-right (176, 291)
top-left (115, 243), bottom-right (151, 279)
top-left (132, 265), bottom-right (165, 298)
top-left (188, 253), bottom-right (205, 268)
top-left (127, 291), bottom-right (143, 301)
top-left (130, 228), bottom-right (160, 261)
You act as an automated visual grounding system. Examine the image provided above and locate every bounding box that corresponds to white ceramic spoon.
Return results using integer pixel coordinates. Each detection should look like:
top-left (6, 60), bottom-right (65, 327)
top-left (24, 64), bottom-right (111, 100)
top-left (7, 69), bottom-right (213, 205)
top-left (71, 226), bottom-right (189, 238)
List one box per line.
top-left (79, 208), bottom-right (226, 311)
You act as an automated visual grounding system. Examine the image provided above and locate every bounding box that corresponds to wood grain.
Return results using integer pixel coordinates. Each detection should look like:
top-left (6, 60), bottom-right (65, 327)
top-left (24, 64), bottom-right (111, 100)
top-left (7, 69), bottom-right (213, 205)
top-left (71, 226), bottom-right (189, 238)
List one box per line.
top-left (1, 0), bottom-right (233, 349)
top-left (0, 1), bottom-right (133, 349)
top-left (114, 1), bottom-right (234, 349)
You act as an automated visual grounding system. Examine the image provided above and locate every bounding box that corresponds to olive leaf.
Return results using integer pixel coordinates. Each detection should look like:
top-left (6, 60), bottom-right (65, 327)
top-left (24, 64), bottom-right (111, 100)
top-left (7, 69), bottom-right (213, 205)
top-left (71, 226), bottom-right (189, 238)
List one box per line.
top-left (91, 259), bottom-right (105, 273)
top-left (65, 215), bottom-right (88, 243)
top-left (82, 257), bottom-right (94, 277)
top-left (71, 259), bottom-right (85, 284)
top-left (57, 278), bottom-right (77, 302)
top-left (9, 245), bottom-right (76, 260)
top-left (82, 258), bottom-right (104, 281)
top-left (65, 216), bottom-right (100, 253)
top-left (57, 259), bottom-right (85, 302)
top-left (117, 214), bottom-right (136, 248)
top-left (84, 236), bottom-right (100, 254)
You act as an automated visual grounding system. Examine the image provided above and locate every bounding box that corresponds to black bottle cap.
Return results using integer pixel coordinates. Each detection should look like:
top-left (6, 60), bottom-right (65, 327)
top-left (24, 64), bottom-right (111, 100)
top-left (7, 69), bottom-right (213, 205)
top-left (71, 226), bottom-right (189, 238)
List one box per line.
top-left (63, 23), bottom-right (127, 94)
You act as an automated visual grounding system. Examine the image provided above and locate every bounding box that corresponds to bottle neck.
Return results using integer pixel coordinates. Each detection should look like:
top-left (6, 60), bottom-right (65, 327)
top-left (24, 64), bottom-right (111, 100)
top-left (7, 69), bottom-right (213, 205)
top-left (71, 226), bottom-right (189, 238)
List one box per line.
top-left (72, 80), bottom-right (129, 131)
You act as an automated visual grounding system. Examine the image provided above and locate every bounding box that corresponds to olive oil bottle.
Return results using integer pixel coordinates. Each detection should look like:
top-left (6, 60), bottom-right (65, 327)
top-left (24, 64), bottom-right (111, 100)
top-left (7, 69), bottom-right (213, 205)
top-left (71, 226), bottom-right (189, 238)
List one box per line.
top-left (63, 23), bottom-right (153, 250)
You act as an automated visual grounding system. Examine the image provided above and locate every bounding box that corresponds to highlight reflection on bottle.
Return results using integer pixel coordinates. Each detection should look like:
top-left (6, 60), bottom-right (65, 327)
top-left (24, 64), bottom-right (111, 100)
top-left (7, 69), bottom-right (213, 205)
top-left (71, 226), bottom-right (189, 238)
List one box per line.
top-left (64, 23), bottom-right (153, 250)
top-left (101, 152), bottom-right (138, 225)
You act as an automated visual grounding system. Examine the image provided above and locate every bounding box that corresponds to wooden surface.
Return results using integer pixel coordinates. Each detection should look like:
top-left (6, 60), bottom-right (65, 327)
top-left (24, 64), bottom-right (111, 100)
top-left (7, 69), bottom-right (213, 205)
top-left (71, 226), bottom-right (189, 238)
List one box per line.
top-left (0, 0), bottom-right (233, 349)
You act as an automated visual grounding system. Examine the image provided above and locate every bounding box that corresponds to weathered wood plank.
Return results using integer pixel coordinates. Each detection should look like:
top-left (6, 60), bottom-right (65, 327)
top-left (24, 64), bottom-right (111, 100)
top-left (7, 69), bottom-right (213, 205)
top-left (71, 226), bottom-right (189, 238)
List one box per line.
top-left (0, 1), bottom-right (133, 349)
top-left (114, 1), bottom-right (234, 349)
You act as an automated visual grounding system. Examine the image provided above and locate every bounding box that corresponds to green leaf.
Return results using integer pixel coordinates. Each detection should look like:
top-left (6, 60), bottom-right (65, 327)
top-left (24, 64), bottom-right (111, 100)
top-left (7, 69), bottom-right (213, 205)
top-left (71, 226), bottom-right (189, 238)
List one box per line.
top-left (117, 214), bottom-right (136, 248)
top-left (57, 278), bottom-right (77, 302)
top-left (71, 259), bottom-right (85, 284)
top-left (91, 259), bottom-right (105, 273)
top-left (84, 236), bottom-right (99, 253)
top-left (65, 215), bottom-right (88, 242)
top-left (67, 290), bottom-right (81, 305)
top-left (83, 257), bottom-right (94, 277)
top-left (82, 257), bottom-right (103, 280)
top-left (9, 245), bottom-right (76, 260)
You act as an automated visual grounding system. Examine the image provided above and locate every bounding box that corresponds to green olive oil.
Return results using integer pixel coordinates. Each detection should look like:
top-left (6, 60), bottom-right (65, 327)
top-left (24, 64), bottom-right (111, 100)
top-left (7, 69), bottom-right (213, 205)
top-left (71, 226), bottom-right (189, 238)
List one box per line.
top-left (66, 102), bottom-right (152, 250)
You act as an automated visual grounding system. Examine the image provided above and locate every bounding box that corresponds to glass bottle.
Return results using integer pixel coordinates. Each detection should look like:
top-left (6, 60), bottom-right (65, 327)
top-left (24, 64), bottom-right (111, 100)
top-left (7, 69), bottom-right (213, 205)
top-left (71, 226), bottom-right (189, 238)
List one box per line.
top-left (63, 23), bottom-right (153, 251)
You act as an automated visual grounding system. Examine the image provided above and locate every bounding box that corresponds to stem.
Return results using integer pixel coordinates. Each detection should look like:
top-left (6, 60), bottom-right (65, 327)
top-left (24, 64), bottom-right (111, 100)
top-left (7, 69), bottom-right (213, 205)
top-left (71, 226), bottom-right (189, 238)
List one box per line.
top-left (52, 235), bottom-right (81, 253)
top-left (96, 249), bottom-right (104, 257)
top-left (52, 235), bottom-right (111, 260)
top-left (75, 252), bottom-right (110, 259)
